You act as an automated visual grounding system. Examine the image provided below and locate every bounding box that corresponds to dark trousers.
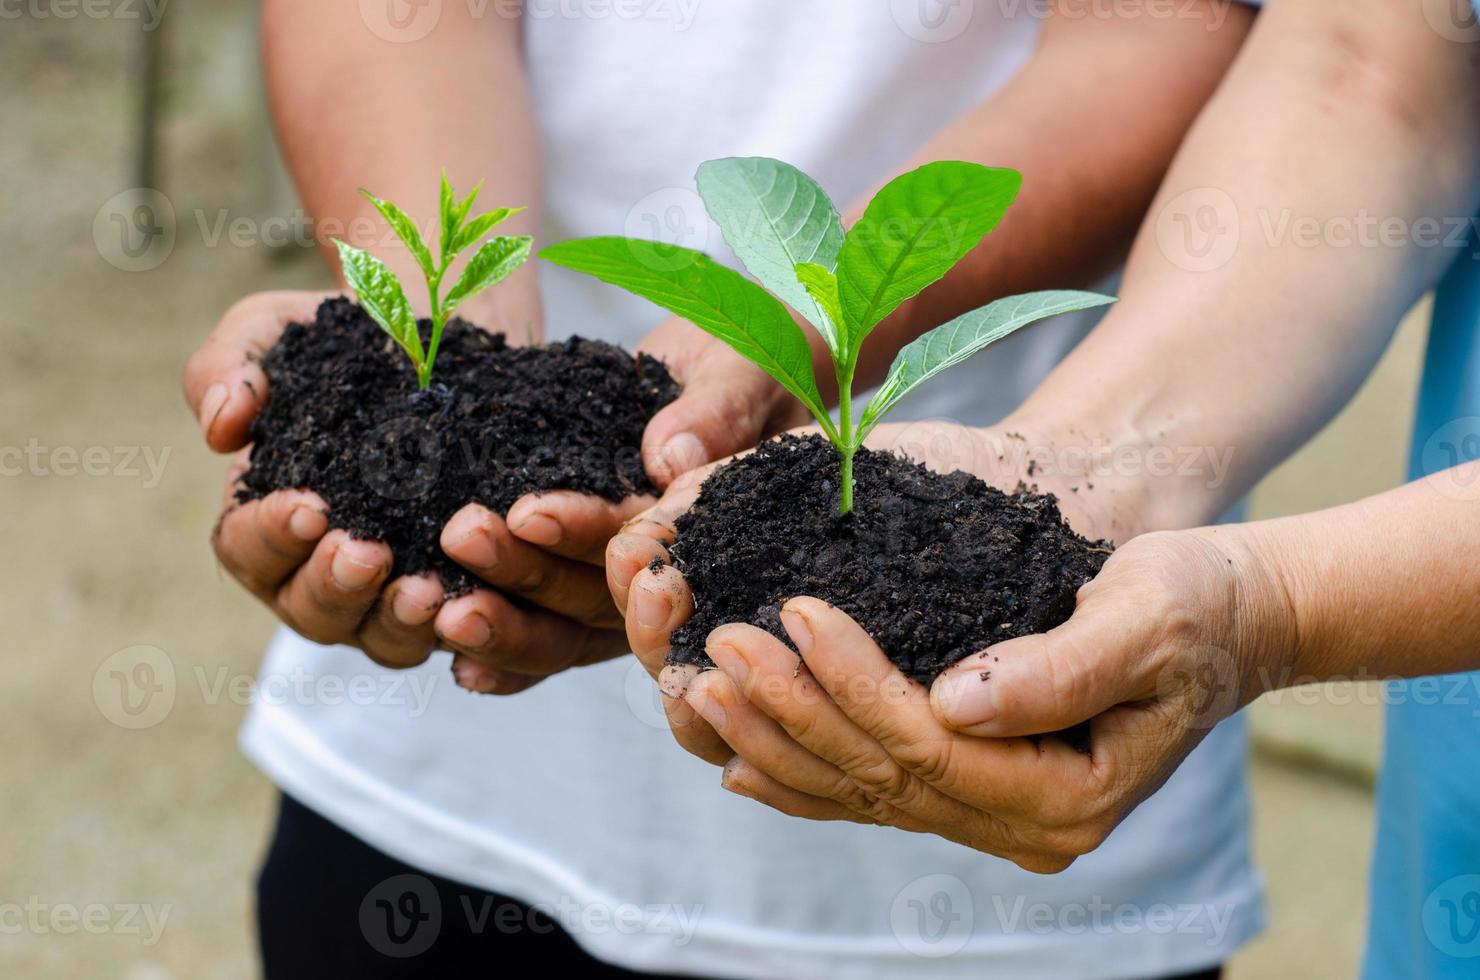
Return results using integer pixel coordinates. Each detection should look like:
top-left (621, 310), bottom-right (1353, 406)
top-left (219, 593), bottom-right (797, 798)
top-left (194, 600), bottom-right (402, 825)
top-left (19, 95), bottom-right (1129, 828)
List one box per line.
top-left (256, 793), bottom-right (1222, 980)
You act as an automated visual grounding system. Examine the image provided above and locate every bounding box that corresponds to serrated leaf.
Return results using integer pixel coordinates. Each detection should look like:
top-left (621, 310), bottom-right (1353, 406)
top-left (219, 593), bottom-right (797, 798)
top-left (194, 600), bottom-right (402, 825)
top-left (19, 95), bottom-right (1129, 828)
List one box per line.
top-left (443, 235), bottom-right (533, 315)
top-left (541, 237), bottom-right (832, 429)
top-left (836, 162), bottom-right (1021, 364)
top-left (794, 262), bottom-right (844, 355)
top-left (438, 173), bottom-right (458, 261)
top-left (360, 189), bottom-right (435, 280)
top-left (334, 238), bottom-right (423, 365)
top-left (451, 207), bottom-right (524, 255)
top-left (857, 290), bottom-right (1115, 441)
top-left (695, 157), bottom-right (845, 348)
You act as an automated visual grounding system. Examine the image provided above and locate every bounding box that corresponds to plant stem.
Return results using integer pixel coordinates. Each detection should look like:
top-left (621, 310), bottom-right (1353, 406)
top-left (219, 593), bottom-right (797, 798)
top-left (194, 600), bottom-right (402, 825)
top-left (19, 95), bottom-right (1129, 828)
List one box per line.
top-left (836, 362), bottom-right (856, 515)
top-left (421, 264), bottom-right (447, 389)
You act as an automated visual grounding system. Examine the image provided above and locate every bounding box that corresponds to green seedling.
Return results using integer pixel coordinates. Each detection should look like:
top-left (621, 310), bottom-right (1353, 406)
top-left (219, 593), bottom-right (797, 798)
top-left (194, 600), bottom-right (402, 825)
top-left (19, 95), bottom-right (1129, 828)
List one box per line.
top-left (542, 157), bottom-right (1114, 513)
top-left (334, 175), bottom-right (532, 389)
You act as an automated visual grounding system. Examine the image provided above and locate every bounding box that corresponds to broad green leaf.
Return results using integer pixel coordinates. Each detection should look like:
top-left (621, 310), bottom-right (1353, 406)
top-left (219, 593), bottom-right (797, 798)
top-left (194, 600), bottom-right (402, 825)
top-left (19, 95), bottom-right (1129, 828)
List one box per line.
top-left (541, 237), bottom-right (832, 429)
top-left (359, 189), bottom-right (435, 280)
top-left (451, 207), bottom-right (524, 255)
top-left (334, 238), bottom-right (423, 364)
top-left (454, 182), bottom-right (484, 231)
top-left (857, 290), bottom-right (1115, 442)
top-left (695, 157), bottom-right (845, 348)
top-left (836, 162), bottom-right (1021, 363)
top-left (443, 235), bottom-right (533, 315)
top-left (794, 262), bottom-right (844, 355)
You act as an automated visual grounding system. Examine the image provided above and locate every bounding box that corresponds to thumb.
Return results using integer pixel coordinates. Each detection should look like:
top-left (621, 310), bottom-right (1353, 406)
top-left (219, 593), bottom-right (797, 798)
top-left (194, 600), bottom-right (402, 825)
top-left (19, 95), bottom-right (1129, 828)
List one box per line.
top-left (929, 605), bottom-right (1151, 738)
top-left (642, 351), bottom-right (781, 488)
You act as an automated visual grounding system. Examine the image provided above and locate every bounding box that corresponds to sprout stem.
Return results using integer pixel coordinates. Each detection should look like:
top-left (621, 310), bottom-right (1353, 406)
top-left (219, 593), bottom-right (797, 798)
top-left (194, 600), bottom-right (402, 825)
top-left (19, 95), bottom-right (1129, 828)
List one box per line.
top-left (836, 362), bottom-right (857, 515)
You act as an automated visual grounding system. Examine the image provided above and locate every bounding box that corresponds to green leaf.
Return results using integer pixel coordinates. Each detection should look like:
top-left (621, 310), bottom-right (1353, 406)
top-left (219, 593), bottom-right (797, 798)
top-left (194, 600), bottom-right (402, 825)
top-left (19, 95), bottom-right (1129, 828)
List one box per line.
top-left (794, 262), bottom-right (844, 355)
top-left (695, 157), bottom-right (845, 350)
top-left (450, 207), bottom-right (524, 256)
top-left (857, 290), bottom-right (1115, 442)
top-left (454, 182), bottom-right (483, 230)
top-left (359, 189), bottom-right (435, 280)
top-left (541, 237), bottom-right (832, 430)
top-left (836, 162), bottom-right (1021, 363)
top-left (334, 238), bottom-right (423, 365)
top-left (438, 173), bottom-right (458, 261)
top-left (443, 235), bottom-right (533, 315)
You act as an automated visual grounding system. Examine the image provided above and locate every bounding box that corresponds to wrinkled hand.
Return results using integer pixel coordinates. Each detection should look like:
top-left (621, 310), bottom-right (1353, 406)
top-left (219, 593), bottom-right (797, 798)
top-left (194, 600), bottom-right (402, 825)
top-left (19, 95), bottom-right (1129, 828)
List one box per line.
top-left (605, 421), bottom-right (1119, 768)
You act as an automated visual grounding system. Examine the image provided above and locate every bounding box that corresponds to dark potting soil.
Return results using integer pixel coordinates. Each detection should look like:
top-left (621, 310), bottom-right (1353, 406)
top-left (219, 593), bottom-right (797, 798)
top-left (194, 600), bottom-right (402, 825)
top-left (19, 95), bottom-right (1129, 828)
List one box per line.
top-left (666, 433), bottom-right (1111, 703)
top-left (236, 297), bottom-right (680, 594)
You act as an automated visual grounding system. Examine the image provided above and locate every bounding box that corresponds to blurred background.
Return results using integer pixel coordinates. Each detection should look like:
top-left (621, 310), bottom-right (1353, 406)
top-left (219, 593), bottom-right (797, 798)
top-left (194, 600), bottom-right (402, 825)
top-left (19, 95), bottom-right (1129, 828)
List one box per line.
top-left (1, 4), bottom-right (1412, 977)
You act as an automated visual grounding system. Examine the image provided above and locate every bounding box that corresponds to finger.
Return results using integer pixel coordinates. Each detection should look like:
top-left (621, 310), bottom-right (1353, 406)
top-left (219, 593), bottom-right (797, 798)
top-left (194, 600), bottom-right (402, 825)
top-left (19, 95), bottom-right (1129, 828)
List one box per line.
top-left (275, 531), bottom-right (393, 645)
top-left (605, 531), bottom-right (670, 618)
top-left (623, 565), bottom-right (693, 677)
top-left (660, 677), bottom-right (733, 766)
top-left (782, 597), bottom-right (1093, 820)
top-left (441, 505), bottom-right (621, 628)
top-left (506, 491), bottom-right (655, 564)
top-left (434, 588), bottom-right (628, 678)
top-left (721, 758), bottom-right (874, 825)
top-left (641, 347), bottom-right (781, 487)
top-left (355, 575), bottom-right (444, 669)
top-left (685, 668), bottom-right (860, 798)
top-left (184, 291), bottom-right (323, 452)
top-left (449, 655), bottom-right (549, 697)
top-left (213, 488), bottom-right (329, 600)
top-left (930, 595), bottom-right (1152, 739)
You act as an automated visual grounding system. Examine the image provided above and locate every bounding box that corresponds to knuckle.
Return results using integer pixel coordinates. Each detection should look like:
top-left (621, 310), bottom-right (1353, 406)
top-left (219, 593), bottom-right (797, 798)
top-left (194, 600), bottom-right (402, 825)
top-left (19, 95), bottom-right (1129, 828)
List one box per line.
top-left (892, 732), bottom-right (956, 786)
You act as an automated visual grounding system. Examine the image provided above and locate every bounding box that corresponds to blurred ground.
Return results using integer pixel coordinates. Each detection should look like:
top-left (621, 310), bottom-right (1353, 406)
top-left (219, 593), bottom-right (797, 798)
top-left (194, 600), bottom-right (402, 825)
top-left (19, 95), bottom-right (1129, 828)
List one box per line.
top-left (0, 5), bottom-right (1417, 978)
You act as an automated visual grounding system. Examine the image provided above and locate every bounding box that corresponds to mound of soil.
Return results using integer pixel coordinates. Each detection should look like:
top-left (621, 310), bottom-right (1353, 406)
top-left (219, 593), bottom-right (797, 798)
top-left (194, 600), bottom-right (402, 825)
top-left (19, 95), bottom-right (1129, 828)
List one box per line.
top-left (237, 297), bottom-right (679, 594)
top-left (666, 434), bottom-right (1111, 688)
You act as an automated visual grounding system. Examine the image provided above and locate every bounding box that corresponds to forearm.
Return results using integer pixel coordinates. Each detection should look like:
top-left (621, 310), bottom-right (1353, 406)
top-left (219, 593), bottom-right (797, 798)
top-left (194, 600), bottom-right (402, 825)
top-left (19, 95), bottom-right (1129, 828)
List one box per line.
top-left (1010, 0), bottom-right (1480, 533)
top-left (850, 0), bottom-right (1254, 384)
top-left (262, 0), bottom-right (542, 331)
top-left (1220, 462), bottom-right (1480, 685)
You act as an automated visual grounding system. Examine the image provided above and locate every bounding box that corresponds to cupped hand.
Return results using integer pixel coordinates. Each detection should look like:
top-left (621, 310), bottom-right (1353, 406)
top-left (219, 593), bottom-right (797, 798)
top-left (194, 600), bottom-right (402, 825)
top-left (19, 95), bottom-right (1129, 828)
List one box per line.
top-left (605, 419), bottom-right (1115, 769)
top-left (185, 291), bottom-right (453, 669)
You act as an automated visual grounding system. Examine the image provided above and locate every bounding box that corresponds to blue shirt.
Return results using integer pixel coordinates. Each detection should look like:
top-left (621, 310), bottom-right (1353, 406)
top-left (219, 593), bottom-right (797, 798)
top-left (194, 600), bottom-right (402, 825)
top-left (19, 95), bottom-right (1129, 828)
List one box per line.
top-left (1363, 215), bottom-right (1480, 974)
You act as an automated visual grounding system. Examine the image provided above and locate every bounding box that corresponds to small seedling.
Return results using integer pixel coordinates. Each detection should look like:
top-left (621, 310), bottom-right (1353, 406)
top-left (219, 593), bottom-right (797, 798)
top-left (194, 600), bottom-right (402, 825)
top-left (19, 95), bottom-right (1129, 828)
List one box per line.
top-left (542, 157), bottom-right (1114, 513)
top-left (334, 175), bottom-right (532, 389)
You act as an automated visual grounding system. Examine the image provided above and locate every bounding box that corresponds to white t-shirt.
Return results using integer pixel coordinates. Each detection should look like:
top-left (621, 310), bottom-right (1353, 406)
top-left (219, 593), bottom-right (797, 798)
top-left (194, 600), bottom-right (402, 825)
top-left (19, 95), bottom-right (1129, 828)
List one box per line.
top-left (241, 5), bottom-right (1264, 977)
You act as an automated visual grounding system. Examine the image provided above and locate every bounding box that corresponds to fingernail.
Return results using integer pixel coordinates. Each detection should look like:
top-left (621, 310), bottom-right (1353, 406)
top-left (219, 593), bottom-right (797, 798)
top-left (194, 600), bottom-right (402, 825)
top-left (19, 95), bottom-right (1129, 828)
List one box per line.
top-left (453, 527), bottom-right (499, 570)
top-left (331, 545), bottom-right (383, 591)
top-left (199, 383), bottom-right (229, 439)
top-left (780, 607), bottom-right (813, 655)
top-left (288, 505), bottom-right (327, 542)
top-left (685, 685), bottom-right (727, 730)
top-left (633, 583), bottom-right (672, 631)
top-left (933, 670), bottom-right (999, 728)
top-left (452, 612), bottom-right (493, 651)
top-left (453, 656), bottom-right (504, 694)
top-left (655, 432), bottom-right (707, 483)
top-left (706, 641), bottom-right (751, 689)
top-left (392, 588), bottom-right (437, 627)
top-left (512, 512), bottom-right (562, 548)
